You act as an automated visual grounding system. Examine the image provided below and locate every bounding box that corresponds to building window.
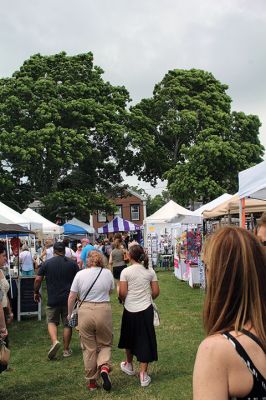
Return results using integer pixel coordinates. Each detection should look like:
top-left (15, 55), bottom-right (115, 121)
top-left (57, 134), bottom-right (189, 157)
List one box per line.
top-left (114, 205), bottom-right (123, 218)
top-left (130, 204), bottom-right (140, 221)
top-left (97, 211), bottom-right (107, 222)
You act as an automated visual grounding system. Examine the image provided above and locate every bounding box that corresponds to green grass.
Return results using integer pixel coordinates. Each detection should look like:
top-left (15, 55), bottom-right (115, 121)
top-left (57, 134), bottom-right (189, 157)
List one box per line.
top-left (1, 272), bottom-right (205, 400)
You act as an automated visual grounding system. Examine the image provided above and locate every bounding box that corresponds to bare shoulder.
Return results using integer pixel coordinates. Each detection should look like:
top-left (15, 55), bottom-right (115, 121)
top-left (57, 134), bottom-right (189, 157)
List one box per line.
top-left (193, 335), bottom-right (230, 400)
top-left (196, 334), bottom-right (231, 362)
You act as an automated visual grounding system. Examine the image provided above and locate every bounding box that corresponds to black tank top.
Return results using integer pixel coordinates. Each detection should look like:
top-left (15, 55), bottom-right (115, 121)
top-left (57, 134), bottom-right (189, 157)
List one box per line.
top-left (223, 329), bottom-right (266, 400)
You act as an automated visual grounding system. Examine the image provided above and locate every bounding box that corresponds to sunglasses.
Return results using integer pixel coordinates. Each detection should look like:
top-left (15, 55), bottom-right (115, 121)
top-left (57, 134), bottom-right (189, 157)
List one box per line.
top-left (261, 241), bottom-right (266, 247)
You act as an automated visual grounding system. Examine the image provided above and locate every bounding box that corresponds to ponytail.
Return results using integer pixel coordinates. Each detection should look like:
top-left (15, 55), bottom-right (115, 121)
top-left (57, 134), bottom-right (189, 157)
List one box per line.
top-left (129, 245), bottom-right (149, 268)
top-left (143, 252), bottom-right (149, 269)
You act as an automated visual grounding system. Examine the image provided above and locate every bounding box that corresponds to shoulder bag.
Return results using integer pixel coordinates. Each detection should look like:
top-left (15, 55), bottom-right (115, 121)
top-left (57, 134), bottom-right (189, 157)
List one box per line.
top-left (152, 299), bottom-right (160, 327)
top-left (68, 268), bottom-right (103, 328)
top-left (123, 250), bottom-right (130, 263)
top-left (0, 339), bottom-right (10, 366)
top-left (144, 282), bottom-right (160, 327)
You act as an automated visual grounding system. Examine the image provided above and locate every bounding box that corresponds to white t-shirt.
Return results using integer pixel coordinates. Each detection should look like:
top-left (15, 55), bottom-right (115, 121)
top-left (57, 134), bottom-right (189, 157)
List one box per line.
top-left (65, 247), bottom-right (77, 259)
top-left (46, 247), bottom-right (54, 261)
top-left (19, 250), bottom-right (34, 271)
top-left (70, 267), bottom-right (114, 302)
top-left (120, 263), bottom-right (158, 312)
top-left (0, 275), bottom-right (9, 307)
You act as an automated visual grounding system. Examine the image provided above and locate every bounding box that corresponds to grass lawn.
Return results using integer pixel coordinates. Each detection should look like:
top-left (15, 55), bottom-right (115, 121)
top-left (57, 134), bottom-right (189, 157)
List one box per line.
top-left (1, 271), bottom-right (205, 400)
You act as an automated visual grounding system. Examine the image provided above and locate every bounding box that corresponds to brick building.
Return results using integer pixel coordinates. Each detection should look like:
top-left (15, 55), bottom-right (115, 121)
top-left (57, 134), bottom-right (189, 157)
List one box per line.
top-left (92, 189), bottom-right (147, 232)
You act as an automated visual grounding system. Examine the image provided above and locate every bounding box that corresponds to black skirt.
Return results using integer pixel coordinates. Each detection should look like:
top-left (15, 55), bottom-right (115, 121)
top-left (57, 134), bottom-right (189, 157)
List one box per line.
top-left (118, 304), bottom-right (158, 363)
top-left (113, 265), bottom-right (126, 280)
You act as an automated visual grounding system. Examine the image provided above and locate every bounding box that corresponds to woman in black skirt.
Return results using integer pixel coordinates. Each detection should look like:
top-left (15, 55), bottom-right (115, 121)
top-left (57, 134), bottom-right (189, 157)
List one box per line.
top-left (118, 245), bottom-right (160, 387)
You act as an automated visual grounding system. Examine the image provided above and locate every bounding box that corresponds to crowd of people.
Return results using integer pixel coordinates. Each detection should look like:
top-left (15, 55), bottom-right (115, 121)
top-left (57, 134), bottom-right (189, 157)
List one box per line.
top-left (0, 215), bottom-right (265, 398)
top-left (33, 234), bottom-right (159, 391)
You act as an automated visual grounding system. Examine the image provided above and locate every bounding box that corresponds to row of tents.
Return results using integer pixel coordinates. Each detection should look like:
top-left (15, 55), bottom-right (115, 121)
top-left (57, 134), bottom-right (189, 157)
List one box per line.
top-left (0, 160), bottom-right (265, 237)
top-left (0, 204), bottom-right (95, 236)
top-left (0, 202), bottom-right (142, 237)
top-left (145, 160), bottom-right (266, 226)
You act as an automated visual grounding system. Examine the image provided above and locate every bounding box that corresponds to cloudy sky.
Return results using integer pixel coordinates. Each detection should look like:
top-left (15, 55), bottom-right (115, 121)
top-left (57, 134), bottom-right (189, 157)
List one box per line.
top-left (1, 0), bottom-right (265, 195)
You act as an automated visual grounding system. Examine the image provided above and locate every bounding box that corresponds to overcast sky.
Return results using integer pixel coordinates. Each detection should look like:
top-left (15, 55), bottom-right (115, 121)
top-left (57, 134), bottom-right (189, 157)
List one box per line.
top-left (1, 0), bottom-right (265, 195)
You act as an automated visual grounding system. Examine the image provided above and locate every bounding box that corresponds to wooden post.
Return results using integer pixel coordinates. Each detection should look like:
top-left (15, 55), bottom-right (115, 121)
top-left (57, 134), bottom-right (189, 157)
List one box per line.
top-left (241, 198), bottom-right (246, 228)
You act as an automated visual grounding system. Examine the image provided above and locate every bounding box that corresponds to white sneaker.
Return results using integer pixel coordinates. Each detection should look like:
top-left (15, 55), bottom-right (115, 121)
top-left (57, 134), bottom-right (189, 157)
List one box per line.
top-left (63, 349), bottom-right (72, 358)
top-left (140, 372), bottom-right (151, 387)
top-left (48, 340), bottom-right (60, 360)
top-left (120, 361), bottom-right (135, 376)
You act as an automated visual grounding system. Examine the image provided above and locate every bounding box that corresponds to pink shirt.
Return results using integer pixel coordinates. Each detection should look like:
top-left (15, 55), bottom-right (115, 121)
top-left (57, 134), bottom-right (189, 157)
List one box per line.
top-left (75, 249), bottom-right (82, 263)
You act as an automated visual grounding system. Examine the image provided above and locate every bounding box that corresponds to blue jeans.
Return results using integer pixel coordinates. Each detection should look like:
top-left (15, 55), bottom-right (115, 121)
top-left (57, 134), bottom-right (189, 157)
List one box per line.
top-left (21, 270), bottom-right (34, 276)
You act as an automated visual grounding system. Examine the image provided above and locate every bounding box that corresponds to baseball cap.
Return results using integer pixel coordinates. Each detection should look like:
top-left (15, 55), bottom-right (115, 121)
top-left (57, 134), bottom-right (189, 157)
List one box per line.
top-left (81, 238), bottom-right (89, 244)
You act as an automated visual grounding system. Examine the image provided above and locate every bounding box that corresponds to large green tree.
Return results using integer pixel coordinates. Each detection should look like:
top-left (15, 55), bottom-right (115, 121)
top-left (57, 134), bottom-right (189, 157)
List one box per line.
top-left (167, 112), bottom-right (264, 205)
top-left (127, 69), bottom-right (264, 205)
top-left (0, 52), bottom-right (130, 219)
top-left (126, 69), bottom-right (232, 183)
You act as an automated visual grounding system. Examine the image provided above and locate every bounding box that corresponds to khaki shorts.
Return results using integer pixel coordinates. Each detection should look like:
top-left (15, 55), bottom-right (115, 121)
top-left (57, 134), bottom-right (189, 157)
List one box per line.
top-left (46, 305), bottom-right (69, 327)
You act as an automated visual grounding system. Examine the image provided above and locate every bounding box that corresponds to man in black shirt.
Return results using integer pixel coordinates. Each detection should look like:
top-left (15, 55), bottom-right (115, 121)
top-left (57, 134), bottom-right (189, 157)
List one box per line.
top-left (34, 242), bottom-right (79, 360)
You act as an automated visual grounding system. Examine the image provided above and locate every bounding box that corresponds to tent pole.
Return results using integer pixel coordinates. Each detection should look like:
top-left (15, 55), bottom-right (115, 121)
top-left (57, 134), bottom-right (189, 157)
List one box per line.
top-left (228, 212), bottom-right (231, 225)
top-left (240, 198), bottom-right (246, 228)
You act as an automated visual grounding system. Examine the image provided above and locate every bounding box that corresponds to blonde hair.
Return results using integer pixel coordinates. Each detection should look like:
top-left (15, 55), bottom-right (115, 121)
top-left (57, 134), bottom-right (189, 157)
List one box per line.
top-left (203, 226), bottom-right (266, 351)
top-left (87, 251), bottom-right (107, 268)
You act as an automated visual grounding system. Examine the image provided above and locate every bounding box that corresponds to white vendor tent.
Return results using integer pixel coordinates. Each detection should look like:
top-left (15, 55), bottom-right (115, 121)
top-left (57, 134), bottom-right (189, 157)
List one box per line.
top-left (203, 193), bottom-right (266, 219)
top-left (67, 217), bottom-right (95, 234)
top-left (238, 161), bottom-right (266, 227)
top-left (0, 201), bottom-right (29, 226)
top-left (239, 161), bottom-right (266, 201)
top-left (168, 194), bottom-right (233, 225)
top-left (145, 200), bottom-right (191, 223)
top-left (22, 208), bottom-right (64, 235)
top-left (144, 200), bottom-right (191, 246)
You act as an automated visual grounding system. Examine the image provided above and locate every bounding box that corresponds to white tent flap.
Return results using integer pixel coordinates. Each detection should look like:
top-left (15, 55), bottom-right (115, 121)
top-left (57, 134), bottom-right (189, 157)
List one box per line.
top-left (239, 161), bottom-right (266, 200)
top-left (203, 193), bottom-right (266, 219)
top-left (0, 201), bottom-right (29, 226)
top-left (171, 194), bottom-right (233, 224)
top-left (22, 208), bottom-right (64, 235)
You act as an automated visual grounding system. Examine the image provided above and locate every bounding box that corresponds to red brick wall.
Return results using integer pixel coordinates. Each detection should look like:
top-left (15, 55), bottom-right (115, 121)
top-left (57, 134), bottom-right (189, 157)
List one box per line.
top-left (93, 193), bottom-right (144, 231)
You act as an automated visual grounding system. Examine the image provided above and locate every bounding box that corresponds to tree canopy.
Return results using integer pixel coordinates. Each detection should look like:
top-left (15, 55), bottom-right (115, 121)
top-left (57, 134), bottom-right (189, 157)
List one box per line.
top-left (127, 69), bottom-right (264, 205)
top-left (0, 60), bottom-right (264, 216)
top-left (0, 52), bottom-right (130, 220)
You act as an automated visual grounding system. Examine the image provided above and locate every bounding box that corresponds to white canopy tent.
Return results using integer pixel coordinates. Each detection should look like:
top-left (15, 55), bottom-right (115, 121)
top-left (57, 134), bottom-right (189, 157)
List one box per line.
top-left (239, 161), bottom-right (266, 200)
top-left (0, 201), bottom-right (29, 227)
top-left (22, 208), bottom-right (64, 235)
top-left (203, 193), bottom-right (266, 219)
top-left (168, 194), bottom-right (233, 225)
top-left (145, 200), bottom-right (191, 224)
top-left (144, 200), bottom-right (191, 246)
top-left (67, 217), bottom-right (95, 234)
top-left (238, 161), bottom-right (266, 227)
